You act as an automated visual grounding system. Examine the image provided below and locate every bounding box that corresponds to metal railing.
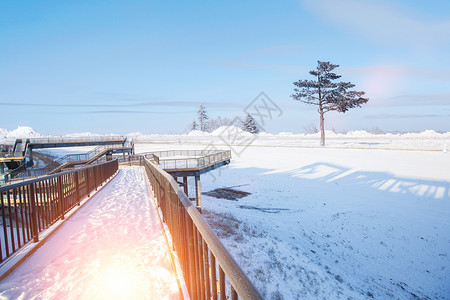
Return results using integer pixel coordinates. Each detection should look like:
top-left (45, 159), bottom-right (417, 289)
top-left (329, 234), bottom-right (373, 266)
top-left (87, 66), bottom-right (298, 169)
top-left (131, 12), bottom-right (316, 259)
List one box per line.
top-left (143, 158), bottom-right (262, 300)
top-left (3, 144), bottom-right (131, 183)
top-left (0, 160), bottom-right (118, 263)
top-left (141, 150), bottom-right (231, 170)
top-left (26, 136), bottom-right (125, 144)
top-left (46, 143), bottom-right (127, 171)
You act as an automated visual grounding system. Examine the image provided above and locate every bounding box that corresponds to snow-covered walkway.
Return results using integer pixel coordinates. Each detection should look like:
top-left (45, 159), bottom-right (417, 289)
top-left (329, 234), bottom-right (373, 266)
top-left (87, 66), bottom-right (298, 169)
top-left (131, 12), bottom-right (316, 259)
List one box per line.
top-left (0, 167), bottom-right (180, 300)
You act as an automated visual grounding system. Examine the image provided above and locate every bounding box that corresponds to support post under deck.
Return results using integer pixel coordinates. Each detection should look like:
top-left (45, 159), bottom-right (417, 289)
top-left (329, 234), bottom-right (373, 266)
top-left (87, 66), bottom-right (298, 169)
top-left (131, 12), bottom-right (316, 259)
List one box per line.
top-left (29, 149), bottom-right (33, 166)
top-left (183, 176), bottom-right (188, 196)
top-left (195, 173), bottom-right (201, 209)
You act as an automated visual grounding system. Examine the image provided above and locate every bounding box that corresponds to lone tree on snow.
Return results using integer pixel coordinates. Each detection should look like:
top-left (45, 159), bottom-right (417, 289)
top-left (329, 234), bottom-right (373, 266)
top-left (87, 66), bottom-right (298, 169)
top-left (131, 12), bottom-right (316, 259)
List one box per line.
top-left (197, 104), bottom-right (209, 131)
top-left (291, 61), bottom-right (368, 146)
top-left (242, 113), bottom-right (260, 134)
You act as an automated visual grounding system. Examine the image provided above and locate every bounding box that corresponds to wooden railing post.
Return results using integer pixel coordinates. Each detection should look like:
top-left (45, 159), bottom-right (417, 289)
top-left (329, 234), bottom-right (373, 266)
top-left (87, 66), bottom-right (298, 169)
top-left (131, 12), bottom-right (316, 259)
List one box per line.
top-left (57, 176), bottom-right (65, 220)
top-left (187, 218), bottom-right (198, 299)
top-left (93, 167), bottom-right (98, 190)
top-left (86, 168), bottom-right (90, 197)
top-left (74, 171), bottom-right (80, 206)
top-left (28, 183), bottom-right (39, 243)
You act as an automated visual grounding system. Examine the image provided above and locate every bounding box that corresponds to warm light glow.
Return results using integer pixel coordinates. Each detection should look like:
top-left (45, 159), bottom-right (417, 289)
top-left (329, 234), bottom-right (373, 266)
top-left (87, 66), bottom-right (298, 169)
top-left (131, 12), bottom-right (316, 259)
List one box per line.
top-left (81, 255), bottom-right (180, 300)
top-left (97, 261), bottom-right (140, 299)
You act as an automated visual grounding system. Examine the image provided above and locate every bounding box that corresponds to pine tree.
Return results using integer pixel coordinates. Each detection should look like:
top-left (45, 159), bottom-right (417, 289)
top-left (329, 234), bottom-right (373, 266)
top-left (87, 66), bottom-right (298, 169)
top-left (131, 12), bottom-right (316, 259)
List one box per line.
top-left (197, 104), bottom-right (209, 131)
top-left (243, 113), bottom-right (260, 134)
top-left (190, 120), bottom-right (199, 131)
top-left (291, 61), bottom-right (368, 146)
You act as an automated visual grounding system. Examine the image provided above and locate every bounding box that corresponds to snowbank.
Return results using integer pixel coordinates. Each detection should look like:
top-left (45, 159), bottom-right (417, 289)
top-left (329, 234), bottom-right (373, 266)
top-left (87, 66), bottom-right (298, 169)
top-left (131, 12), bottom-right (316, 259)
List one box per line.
top-left (187, 130), bottom-right (209, 136)
top-left (1, 125), bottom-right (450, 146)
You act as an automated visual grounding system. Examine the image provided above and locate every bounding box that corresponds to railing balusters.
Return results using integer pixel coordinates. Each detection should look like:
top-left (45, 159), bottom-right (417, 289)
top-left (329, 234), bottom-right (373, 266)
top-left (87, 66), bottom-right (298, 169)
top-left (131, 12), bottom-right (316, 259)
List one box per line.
top-left (18, 187), bottom-right (26, 248)
top-left (39, 181), bottom-right (45, 229)
top-left (1, 190), bottom-right (9, 260)
top-left (186, 212), bottom-right (197, 299)
top-left (7, 190), bottom-right (15, 253)
top-left (203, 241), bottom-right (211, 300)
top-left (142, 158), bottom-right (262, 300)
top-left (231, 286), bottom-right (238, 300)
top-left (197, 229), bottom-right (206, 300)
top-left (211, 252), bottom-right (218, 300)
top-left (13, 188), bottom-right (21, 248)
top-left (29, 183), bottom-right (38, 243)
top-left (0, 160), bottom-right (118, 262)
top-left (219, 266), bottom-right (226, 300)
top-left (45, 179), bottom-right (51, 226)
top-left (75, 172), bottom-right (80, 206)
top-left (24, 186), bottom-right (31, 242)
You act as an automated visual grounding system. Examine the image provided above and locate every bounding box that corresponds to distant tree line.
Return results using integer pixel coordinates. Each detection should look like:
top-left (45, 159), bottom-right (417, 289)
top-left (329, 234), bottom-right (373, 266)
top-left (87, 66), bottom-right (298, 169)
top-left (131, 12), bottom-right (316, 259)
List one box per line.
top-left (189, 104), bottom-right (260, 134)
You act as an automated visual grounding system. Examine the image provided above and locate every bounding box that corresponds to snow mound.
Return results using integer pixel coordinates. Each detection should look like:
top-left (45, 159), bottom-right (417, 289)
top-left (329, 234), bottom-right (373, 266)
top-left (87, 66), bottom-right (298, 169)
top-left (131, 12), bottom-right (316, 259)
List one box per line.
top-left (6, 126), bottom-right (41, 139)
top-left (188, 130), bottom-right (210, 136)
top-left (345, 130), bottom-right (373, 138)
top-left (210, 126), bottom-right (253, 136)
top-left (127, 132), bottom-right (144, 138)
top-left (186, 126), bottom-right (254, 136)
top-left (403, 130), bottom-right (441, 138)
top-left (278, 132), bottom-right (295, 136)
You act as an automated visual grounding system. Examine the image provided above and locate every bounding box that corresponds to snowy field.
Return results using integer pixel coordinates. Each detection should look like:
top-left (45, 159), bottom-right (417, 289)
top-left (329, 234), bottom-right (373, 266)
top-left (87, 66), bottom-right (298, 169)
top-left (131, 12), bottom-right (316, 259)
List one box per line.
top-left (2, 126), bottom-right (450, 299)
top-left (2, 126), bottom-right (450, 152)
top-left (0, 167), bottom-right (180, 300)
top-left (135, 142), bottom-right (450, 300)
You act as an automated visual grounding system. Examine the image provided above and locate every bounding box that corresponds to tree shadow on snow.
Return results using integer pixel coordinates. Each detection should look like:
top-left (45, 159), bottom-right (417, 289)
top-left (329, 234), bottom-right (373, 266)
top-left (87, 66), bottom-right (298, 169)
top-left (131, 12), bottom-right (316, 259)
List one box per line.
top-left (281, 162), bottom-right (450, 202)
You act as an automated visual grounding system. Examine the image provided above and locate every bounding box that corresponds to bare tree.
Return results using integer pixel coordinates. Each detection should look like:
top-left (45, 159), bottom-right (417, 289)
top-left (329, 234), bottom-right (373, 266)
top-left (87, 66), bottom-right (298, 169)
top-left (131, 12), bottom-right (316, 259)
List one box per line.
top-left (291, 61), bottom-right (368, 146)
top-left (206, 116), bottom-right (234, 132)
top-left (303, 123), bottom-right (319, 134)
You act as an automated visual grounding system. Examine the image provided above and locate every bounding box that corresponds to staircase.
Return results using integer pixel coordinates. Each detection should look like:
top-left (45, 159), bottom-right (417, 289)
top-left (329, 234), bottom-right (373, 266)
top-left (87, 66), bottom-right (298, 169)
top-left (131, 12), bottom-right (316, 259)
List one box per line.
top-left (2, 137), bottom-right (134, 183)
top-left (48, 144), bottom-right (132, 174)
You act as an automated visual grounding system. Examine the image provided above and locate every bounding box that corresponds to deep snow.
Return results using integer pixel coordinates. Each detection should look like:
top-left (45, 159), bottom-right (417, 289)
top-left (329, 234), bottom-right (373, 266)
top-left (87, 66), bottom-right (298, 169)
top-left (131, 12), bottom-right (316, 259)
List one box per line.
top-left (0, 167), bottom-right (180, 300)
top-left (134, 143), bottom-right (450, 299)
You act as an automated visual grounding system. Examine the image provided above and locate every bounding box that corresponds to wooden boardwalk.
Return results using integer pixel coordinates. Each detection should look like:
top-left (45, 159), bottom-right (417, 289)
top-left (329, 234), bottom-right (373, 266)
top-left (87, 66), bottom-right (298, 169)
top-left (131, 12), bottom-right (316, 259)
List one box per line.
top-left (0, 167), bottom-right (181, 299)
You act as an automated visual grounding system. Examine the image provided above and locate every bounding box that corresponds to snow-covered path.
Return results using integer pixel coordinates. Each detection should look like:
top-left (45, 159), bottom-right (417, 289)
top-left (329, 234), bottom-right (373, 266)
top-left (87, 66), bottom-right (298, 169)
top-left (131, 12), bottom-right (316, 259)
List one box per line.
top-left (0, 167), bottom-right (180, 300)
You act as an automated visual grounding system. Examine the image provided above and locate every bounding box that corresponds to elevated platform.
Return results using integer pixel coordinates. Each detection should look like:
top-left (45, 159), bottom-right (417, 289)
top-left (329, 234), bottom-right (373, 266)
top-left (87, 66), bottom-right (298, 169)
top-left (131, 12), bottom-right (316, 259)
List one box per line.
top-left (0, 157), bottom-right (24, 166)
top-left (141, 149), bottom-right (231, 177)
top-left (25, 136), bottom-right (126, 150)
top-left (1, 137), bottom-right (134, 183)
top-left (140, 150), bottom-right (231, 208)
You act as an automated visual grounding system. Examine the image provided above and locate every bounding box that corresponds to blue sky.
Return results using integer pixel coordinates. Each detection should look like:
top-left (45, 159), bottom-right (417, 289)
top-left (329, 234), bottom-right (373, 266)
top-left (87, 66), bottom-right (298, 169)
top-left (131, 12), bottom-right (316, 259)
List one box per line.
top-left (1, 0), bottom-right (449, 135)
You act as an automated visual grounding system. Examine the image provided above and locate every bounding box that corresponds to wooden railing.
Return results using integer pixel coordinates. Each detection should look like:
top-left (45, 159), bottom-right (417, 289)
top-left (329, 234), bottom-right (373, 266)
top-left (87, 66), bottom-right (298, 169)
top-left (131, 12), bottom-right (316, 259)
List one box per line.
top-left (143, 158), bottom-right (262, 300)
top-left (0, 160), bottom-right (118, 263)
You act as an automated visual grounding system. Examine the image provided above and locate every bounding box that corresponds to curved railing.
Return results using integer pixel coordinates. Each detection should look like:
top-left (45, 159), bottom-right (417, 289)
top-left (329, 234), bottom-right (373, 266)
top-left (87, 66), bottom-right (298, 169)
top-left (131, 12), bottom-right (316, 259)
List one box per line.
top-left (143, 158), bottom-right (262, 300)
top-left (141, 150), bottom-right (231, 170)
